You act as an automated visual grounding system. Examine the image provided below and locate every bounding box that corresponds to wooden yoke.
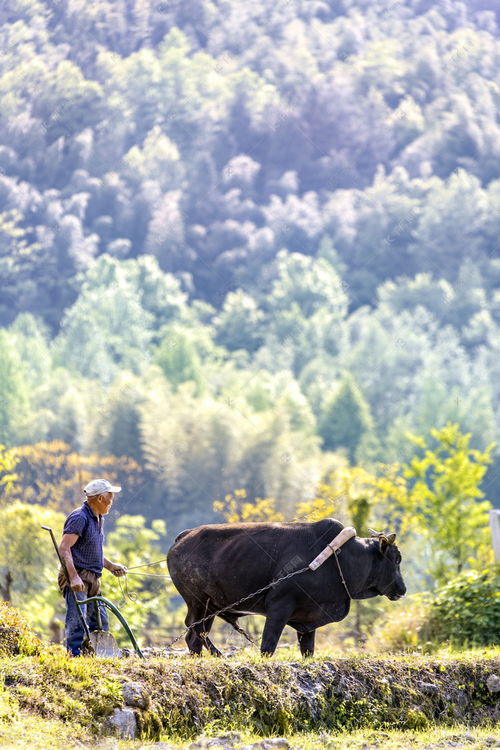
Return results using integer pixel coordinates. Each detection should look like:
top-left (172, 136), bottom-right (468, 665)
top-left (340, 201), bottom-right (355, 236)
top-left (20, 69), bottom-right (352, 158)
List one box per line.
top-left (308, 526), bottom-right (356, 571)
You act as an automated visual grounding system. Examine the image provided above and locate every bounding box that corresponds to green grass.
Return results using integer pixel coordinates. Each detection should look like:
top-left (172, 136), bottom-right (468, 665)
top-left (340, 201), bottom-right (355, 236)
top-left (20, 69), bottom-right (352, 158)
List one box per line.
top-left (0, 718), bottom-right (499, 749)
top-left (0, 645), bottom-right (498, 745)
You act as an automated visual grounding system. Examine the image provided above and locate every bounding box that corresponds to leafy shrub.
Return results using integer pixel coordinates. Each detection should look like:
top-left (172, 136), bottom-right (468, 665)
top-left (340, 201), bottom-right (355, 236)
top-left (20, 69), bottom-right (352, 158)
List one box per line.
top-left (366, 598), bottom-right (428, 652)
top-left (422, 567), bottom-right (500, 647)
top-left (0, 681), bottom-right (18, 724)
top-left (0, 602), bottom-right (42, 655)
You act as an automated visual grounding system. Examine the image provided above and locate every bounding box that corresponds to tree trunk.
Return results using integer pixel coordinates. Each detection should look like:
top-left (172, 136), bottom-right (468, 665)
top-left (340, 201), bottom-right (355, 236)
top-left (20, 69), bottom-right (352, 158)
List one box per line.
top-left (0, 570), bottom-right (12, 601)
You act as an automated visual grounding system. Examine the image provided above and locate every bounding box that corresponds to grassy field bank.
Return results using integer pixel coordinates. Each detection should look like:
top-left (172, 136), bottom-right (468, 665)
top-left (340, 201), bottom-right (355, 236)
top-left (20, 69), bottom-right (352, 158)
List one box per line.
top-left (0, 647), bottom-right (498, 748)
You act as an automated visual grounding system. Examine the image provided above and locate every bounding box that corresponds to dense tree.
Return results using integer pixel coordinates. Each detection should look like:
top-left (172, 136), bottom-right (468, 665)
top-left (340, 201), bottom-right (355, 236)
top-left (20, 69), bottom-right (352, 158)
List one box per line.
top-left (5, 0), bottom-right (500, 655)
top-left (53, 256), bottom-right (155, 383)
top-left (213, 290), bottom-right (264, 353)
top-left (0, 502), bottom-right (64, 606)
top-left (2, 0), bottom-right (500, 322)
top-left (0, 440), bottom-right (146, 516)
top-left (2, 0), bottom-right (500, 549)
top-left (0, 330), bottom-right (30, 445)
top-left (319, 374), bottom-right (374, 463)
top-left (154, 324), bottom-right (204, 392)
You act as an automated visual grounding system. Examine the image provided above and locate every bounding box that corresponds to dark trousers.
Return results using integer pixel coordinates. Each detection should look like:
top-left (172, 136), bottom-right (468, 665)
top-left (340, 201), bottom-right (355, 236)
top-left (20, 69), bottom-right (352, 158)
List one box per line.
top-left (61, 570), bottom-right (109, 656)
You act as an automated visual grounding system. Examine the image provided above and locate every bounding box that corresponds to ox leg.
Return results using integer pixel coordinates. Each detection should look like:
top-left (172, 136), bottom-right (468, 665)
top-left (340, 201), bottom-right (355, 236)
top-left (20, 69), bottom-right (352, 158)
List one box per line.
top-left (297, 629), bottom-right (315, 657)
top-left (185, 609), bottom-right (203, 655)
top-left (185, 609), bottom-right (222, 657)
top-left (260, 607), bottom-right (294, 656)
top-left (199, 617), bottom-right (223, 657)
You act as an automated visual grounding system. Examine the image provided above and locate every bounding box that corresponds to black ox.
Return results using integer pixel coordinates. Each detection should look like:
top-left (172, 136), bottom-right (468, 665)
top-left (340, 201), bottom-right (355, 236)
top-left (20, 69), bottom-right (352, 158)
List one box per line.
top-left (167, 518), bottom-right (406, 656)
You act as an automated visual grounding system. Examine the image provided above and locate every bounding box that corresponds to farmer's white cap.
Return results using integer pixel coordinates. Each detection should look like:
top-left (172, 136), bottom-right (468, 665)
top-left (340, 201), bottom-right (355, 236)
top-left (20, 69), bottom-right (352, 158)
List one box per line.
top-left (83, 479), bottom-right (122, 497)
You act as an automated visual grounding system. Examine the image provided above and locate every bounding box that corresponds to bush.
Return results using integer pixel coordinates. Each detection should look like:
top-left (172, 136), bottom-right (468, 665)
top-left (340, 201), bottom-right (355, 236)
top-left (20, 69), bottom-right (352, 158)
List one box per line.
top-left (422, 567), bottom-right (500, 647)
top-left (366, 598), bottom-right (428, 652)
top-left (0, 601), bottom-right (42, 656)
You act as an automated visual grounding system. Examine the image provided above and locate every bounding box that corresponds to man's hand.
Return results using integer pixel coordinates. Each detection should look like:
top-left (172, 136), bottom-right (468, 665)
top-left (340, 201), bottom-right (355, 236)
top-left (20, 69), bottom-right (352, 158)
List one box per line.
top-left (109, 563), bottom-right (127, 577)
top-left (59, 534), bottom-right (84, 591)
top-left (70, 575), bottom-right (85, 592)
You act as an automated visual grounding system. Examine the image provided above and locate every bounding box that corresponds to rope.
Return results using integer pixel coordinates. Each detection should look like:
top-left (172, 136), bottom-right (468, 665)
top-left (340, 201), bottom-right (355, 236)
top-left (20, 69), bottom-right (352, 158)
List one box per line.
top-left (333, 550), bottom-right (353, 600)
top-left (125, 572), bottom-right (172, 578)
top-left (118, 575), bottom-right (139, 603)
top-left (126, 559), bottom-right (167, 570)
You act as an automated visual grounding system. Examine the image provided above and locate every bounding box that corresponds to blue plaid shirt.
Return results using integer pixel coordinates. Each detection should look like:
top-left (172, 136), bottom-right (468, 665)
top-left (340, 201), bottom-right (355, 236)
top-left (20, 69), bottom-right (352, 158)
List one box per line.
top-left (63, 502), bottom-right (105, 575)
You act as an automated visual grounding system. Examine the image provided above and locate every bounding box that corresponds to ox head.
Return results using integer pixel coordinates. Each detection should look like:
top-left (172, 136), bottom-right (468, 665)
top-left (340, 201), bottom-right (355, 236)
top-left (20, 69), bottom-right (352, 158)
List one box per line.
top-left (368, 528), bottom-right (406, 601)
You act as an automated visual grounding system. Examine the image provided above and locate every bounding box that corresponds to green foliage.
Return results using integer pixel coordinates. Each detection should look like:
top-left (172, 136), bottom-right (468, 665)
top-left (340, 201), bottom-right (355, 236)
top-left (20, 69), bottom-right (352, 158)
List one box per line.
top-left (319, 374), bottom-right (374, 463)
top-left (213, 489), bottom-right (285, 523)
top-left (94, 376), bottom-right (145, 462)
top-left (0, 445), bottom-right (18, 504)
top-left (139, 372), bottom-right (323, 528)
top-left (2, 0), bottom-right (500, 629)
top-left (0, 502), bottom-right (65, 621)
top-left (367, 598), bottom-right (429, 653)
top-left (103, 515), bottom-right (174, 644)
top-left (0, 329), bottom-right (30, 445)
top-left (154, 325), bottom-right (204, 392)
top-left (0, 602), bottom-right (42, 656)
top-left (4, 441), bottom-right (145, 515)
top-left (123, 126), bottom-right (183, 191)
top-left (422, 568), bottom-right (500, 647)
top-left (214, 291), bottom-right (264, 353)
top-left (403, 423), bottom-right (494, 584)
top-left (0, 211), bottom-right (44, 327)
top-left (1, 0), bottom-right (500, 329)
top-left (53, 256), bottom-right (154, 383)
top-left (256, 251), bottom-right (348, 376)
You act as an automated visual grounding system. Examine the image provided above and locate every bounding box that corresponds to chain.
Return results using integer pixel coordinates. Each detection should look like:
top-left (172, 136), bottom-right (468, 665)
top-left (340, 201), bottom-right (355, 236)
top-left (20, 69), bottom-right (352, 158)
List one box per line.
top-left (163, 564), bottom-right (311, 649)
top-left (120, 544), bottom-right (354, 651)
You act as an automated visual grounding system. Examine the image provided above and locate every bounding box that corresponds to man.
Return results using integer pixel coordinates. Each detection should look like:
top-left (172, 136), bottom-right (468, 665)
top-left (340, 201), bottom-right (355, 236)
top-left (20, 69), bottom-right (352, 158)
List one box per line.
top-left (58, 478), bottom-right (127, 656)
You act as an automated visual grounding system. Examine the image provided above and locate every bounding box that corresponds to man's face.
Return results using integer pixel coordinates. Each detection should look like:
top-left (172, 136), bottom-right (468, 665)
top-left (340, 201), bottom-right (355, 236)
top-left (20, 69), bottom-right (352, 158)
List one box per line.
top-left (93, 491), bottom-right (114, 515)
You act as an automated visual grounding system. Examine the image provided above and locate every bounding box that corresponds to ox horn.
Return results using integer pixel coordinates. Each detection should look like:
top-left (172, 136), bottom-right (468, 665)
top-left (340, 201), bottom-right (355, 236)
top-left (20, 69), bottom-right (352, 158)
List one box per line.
top-left (368, 528), bottom-right (382, 537)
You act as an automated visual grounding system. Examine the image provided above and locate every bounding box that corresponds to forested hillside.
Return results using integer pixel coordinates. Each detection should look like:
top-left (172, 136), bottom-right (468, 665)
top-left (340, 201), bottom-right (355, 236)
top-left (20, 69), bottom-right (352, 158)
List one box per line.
top-left (2, 0), bottom-right (500, 541)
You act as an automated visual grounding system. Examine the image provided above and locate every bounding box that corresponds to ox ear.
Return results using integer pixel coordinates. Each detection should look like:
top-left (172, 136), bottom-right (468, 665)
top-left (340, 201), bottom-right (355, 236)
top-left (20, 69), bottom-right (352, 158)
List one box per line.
top-left (379, 533), bottom-right (396, 553)
top-left (378, 535), bottom-right (388, 553)
top-left (368, 528), bottom-right (381, 538)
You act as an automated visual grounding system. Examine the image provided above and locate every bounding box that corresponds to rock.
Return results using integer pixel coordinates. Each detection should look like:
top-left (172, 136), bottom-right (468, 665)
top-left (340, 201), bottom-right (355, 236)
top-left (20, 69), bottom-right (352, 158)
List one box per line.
top-left (189, 734), bottom-right (241, 749)
top-left (103, 707), bottom-right (137, 739)
top-left (417, 681), bottom-right (439, 695)
top-left (216, 733), bottom-right (241, 742)
top-left (295, 673), bottom-right (323, 703)
top-left (253, 740), bottom-right (290, 749)
top-left (486, 674), bottom-right (500, 693)
top-left (122, 681), bottom-right (150, 709)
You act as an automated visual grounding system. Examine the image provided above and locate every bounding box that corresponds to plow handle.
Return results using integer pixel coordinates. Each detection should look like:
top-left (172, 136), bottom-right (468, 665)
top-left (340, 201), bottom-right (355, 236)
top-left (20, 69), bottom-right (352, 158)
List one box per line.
top-left (41, 525), bottom-right (93, 647)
